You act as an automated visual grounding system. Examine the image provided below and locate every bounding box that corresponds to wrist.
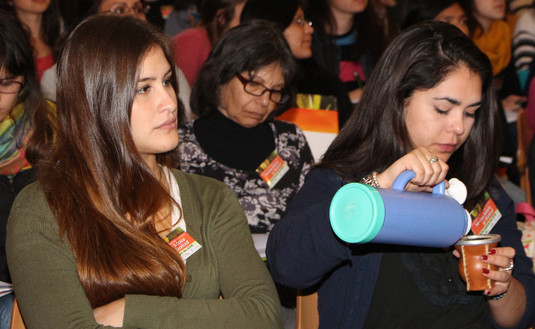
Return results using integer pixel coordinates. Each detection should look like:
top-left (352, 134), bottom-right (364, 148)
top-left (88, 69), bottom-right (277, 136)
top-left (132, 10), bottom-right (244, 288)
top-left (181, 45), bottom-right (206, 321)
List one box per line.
top-left (488, 291), bottom-right (507, 301)
top-left (361, 172), bottom-right (380, 188)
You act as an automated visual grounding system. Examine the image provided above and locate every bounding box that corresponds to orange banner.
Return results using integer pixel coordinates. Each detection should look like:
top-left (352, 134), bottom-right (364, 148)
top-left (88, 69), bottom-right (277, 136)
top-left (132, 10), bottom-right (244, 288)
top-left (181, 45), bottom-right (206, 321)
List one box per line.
top-left (276, 107), bottom-right (339, 134)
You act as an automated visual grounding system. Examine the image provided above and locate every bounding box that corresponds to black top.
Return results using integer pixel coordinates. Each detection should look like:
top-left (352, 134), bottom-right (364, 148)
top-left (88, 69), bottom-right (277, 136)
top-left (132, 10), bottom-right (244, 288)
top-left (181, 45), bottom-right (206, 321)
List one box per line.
top-left (193, 111), bottom-right (275, 171)
top-left (364, 247), bottom-right (492, 328)
top-left (296, 58), bottom-right (355, 128)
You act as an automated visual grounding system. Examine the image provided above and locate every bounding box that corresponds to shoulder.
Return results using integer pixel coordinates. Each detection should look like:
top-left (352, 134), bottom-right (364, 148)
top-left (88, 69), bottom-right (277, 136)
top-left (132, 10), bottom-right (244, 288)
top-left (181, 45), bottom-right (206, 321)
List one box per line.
top-left (7, 182), bottom-right (57, 235)
top-left (487, 178), bottom-right (515, 213)
top-left (171, 168), bottom-right (232, 196)
top-left (173, 28), bottom-right (209, 45)
top-left (178, 121), bottom-right (195, 136)
top-left (272, 119), bottom-right (306, 136)
top-left (10, 182), bottom-right (50, 214)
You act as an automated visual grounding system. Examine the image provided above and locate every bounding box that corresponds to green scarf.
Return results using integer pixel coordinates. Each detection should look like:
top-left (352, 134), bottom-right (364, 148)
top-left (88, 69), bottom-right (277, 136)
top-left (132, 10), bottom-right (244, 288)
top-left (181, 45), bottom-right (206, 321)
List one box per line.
top-left (0, 102), bottom-right (32, 176)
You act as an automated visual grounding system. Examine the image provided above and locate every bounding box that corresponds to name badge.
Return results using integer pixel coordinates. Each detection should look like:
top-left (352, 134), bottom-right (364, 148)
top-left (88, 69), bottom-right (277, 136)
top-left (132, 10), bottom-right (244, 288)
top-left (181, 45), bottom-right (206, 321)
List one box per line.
top-left (256, 151), bottom-right (289, 188)
top-left (470, 192), bottom-right (502, 234)
top-left (164, 227), bottom-right (202, 260)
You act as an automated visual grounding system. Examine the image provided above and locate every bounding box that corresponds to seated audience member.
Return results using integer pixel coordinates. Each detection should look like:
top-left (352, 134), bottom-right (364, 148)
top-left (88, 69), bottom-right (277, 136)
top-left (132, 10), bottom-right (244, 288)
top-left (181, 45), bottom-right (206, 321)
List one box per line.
top-left (40, 0), bottom-right (193, 121)
top-left (177, 20), bottom-right (314, 256)
top-left (164, 0), bottom-right (199, 37)
top-left (267, 21), bottom-right (535, 329)
top-left (304, 0), bottom-right (389, 104)
top-left (172, 0), bottom-right (246, 87)
top-left (464, 0), bottom-right (526, 184)
top-left (0, 11), bottom-right (55, 329)
top-left (512, 2), bottom-right (535, 91)
top-left (369, 0), bottom-right (401, 43)
top-left (0, 0), bottom-right (60, 81)
top-left (240, 0), bottom-right (353, 128)
top-left (6, 15), bottom-right (281, 329)
top-left (398, 0), bottom-right (469, 35)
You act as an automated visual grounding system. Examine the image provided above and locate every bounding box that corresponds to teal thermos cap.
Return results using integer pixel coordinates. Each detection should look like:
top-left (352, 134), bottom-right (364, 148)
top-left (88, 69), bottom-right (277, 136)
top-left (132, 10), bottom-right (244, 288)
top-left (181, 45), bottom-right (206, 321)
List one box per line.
top-left (329, 183), bottom-right (385, 243)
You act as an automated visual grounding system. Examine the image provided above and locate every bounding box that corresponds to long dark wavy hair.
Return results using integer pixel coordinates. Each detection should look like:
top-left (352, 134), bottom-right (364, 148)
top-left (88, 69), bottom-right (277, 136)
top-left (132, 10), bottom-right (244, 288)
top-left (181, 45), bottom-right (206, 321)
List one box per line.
top-left (319, 21), bottom-right (499, 208)
top-left (304, 0), bottom-right (388, 73)
top-left (0, 10), bottom-right (54, 165)
top-left (0, 0), bottom-right (60, 58)
top-left (38, 15), bottom-right (186, 308)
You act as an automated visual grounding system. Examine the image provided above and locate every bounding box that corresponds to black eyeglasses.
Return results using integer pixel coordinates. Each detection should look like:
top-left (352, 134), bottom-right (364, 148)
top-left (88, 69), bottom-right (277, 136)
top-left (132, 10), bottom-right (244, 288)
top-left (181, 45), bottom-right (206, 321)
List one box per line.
top-left (236, 73), bottom-right (290, 105)
top-left (103, 3), bottom-right (150, 16)
top-left (0, 79), bottom-right (23, 94)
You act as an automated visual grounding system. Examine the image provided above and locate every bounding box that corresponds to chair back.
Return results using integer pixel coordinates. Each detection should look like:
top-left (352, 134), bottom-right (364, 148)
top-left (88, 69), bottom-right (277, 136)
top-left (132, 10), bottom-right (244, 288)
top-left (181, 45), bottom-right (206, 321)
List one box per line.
top-left (517, 109), bottom-right (533, 205)
top-left (10, 298), bottom-right (26, 329)
top-left (296, 291), bottom-right (319, 329)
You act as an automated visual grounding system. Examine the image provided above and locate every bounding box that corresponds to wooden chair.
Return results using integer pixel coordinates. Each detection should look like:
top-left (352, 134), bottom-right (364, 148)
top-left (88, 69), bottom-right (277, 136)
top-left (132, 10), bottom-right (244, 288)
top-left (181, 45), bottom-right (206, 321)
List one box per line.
top-left (517, 109), bottom-right (533, 205)
top-left (10, 298), bottom-right (26, 329)
top-left (296, 291), bottom-right (319, 329)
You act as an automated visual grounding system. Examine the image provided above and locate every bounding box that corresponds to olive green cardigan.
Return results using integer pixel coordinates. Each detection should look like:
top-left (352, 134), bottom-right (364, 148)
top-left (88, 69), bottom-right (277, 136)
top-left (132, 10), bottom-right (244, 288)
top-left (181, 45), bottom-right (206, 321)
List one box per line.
top-left (6, 169), bottom-right (282, 328)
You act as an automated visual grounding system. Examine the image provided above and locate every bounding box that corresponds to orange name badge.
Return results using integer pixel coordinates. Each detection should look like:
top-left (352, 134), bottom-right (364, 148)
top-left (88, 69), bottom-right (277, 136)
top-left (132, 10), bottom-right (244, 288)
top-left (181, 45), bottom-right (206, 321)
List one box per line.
top-left (164, 227), bottom-right (202, 260)
top-left (470, 192), bottom-right (502, 235)
top-left (256, 151), bottom-right (289, 188)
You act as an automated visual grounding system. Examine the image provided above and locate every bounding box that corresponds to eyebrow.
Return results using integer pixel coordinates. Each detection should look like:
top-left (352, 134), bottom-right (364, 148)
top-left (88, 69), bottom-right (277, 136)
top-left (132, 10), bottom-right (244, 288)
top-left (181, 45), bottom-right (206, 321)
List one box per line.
top-left (433, 97), bottom-right (481, 108)
top-left (137, 68), bottom-right (173, 83)
top-left (248, 75), bottom-right (285, 89)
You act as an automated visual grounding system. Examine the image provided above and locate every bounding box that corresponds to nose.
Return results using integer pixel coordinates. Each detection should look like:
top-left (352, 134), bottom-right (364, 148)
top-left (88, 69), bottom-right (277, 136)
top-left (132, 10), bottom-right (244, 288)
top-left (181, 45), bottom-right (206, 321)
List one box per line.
top-left (449, 112), bottom-right (465, 135)
top-left (305, 23), bottom-right (314, 34)
top-left (158, 87), bottom-right (177, 113)
top-left (256, 91), bottom-right (271, 107)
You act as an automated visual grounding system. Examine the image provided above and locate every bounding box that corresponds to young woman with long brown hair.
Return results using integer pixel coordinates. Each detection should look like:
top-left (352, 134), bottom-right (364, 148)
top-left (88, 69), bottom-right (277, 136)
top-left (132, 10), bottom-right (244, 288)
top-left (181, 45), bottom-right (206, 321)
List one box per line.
top-left (6, 15), bottom-right (281, 329)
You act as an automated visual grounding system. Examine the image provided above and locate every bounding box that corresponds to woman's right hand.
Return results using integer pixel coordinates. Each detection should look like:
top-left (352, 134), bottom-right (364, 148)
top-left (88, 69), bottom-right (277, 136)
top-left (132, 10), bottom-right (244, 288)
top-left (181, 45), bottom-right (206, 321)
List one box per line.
top-left (375, 147), bottom-right (449, 191)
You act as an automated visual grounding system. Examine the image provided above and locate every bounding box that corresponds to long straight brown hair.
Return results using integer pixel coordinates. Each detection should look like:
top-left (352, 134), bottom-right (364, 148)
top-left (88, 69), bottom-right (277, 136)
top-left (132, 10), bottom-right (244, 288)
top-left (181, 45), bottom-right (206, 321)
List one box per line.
top-left (38, 15), bottom-right (186, 308)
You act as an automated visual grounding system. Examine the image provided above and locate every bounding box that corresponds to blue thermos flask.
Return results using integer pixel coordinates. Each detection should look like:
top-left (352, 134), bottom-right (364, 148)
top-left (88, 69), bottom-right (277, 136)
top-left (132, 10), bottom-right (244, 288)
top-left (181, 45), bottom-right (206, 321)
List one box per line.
top-left (329, 170), bottom-right (471, 248)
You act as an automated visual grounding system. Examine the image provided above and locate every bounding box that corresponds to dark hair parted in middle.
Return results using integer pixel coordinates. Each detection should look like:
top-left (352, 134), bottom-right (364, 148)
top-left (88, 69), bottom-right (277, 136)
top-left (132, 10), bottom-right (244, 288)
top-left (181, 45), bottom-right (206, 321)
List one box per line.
top-left (191, 20), bottom-right (297, 118)
top-left (320, 20), bottom-right (498, 207)
top-left (42, 15), bottom-right (185, 308)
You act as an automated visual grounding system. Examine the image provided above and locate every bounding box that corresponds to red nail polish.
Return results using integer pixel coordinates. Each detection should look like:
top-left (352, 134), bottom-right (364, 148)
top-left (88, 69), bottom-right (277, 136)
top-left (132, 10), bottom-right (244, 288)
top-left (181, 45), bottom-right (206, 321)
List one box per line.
top-left (483, 268), bottom-right (490, 274)
top-left (489, 249), bottom-right (496, 255)
top-left (481, 255), bottom-right (488, 260)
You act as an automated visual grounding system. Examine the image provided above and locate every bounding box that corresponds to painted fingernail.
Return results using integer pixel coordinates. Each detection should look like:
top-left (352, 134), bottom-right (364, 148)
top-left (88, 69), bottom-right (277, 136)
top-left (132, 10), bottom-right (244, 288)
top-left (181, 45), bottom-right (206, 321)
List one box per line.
top-left (483, 268), bottom-right (490, 274)
top-left (481, 255), bottom-right (488, 260)
top-left (489, 249), bottom-right (496, 255)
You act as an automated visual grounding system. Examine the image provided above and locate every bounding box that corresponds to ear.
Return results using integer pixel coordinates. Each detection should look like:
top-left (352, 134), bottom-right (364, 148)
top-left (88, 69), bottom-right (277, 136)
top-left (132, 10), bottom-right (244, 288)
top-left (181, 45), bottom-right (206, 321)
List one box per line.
top-left (215, 8), bottom-right (227, 27)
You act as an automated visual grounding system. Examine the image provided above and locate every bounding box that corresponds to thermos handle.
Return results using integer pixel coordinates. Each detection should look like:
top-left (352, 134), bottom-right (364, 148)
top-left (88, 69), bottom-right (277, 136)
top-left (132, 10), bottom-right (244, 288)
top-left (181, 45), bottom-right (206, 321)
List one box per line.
top-left (391, 170), bottom-right (445, 195)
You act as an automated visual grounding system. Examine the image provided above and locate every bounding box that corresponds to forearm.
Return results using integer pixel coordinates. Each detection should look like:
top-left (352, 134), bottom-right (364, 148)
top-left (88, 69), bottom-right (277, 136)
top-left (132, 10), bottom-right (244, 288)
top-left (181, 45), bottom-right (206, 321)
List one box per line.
top-left (124, 293), bottom-right (281, 329)
top-left (488, 278), bottom-right (526, 328)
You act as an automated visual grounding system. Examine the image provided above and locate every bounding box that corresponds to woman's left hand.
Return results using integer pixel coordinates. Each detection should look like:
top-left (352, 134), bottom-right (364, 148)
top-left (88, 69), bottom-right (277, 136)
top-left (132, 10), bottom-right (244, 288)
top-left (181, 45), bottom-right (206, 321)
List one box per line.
top-left (480, 247), bottom-right (515, 297)
top-left (93, 297), bottom-right (125, 326)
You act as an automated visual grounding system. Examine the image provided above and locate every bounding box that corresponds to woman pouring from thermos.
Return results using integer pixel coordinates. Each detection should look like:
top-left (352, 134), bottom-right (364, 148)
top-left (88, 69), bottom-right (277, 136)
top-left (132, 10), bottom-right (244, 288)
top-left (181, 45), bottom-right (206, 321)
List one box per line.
top-left (266, 21), bottom-right (535, 329)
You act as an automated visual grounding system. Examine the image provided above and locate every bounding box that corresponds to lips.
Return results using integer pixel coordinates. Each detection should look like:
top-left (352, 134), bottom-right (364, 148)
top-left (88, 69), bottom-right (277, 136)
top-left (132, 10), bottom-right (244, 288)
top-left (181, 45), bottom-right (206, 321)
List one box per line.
top-left (437, 144), bottom-right (457, 153)
top-left (157, 118), bottom-right (177, 130)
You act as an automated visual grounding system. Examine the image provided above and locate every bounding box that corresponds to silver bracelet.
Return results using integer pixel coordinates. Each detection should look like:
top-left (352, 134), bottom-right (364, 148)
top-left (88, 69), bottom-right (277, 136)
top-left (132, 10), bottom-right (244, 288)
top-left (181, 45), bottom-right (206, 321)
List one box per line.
top-left (361, 172), bottom-right (380, 188)
top-left (489, 291), bottom-right (507, 300)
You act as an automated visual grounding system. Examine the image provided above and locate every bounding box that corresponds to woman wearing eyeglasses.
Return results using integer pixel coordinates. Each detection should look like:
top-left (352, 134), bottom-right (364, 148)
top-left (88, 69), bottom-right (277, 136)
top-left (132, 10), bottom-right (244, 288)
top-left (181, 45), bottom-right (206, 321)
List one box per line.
top-left (240, 0), bottom-right (354, 129)
top-left (0, 11), bottom-right (55, 329)
top-left (177, 21), bottom-right (314, 260)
